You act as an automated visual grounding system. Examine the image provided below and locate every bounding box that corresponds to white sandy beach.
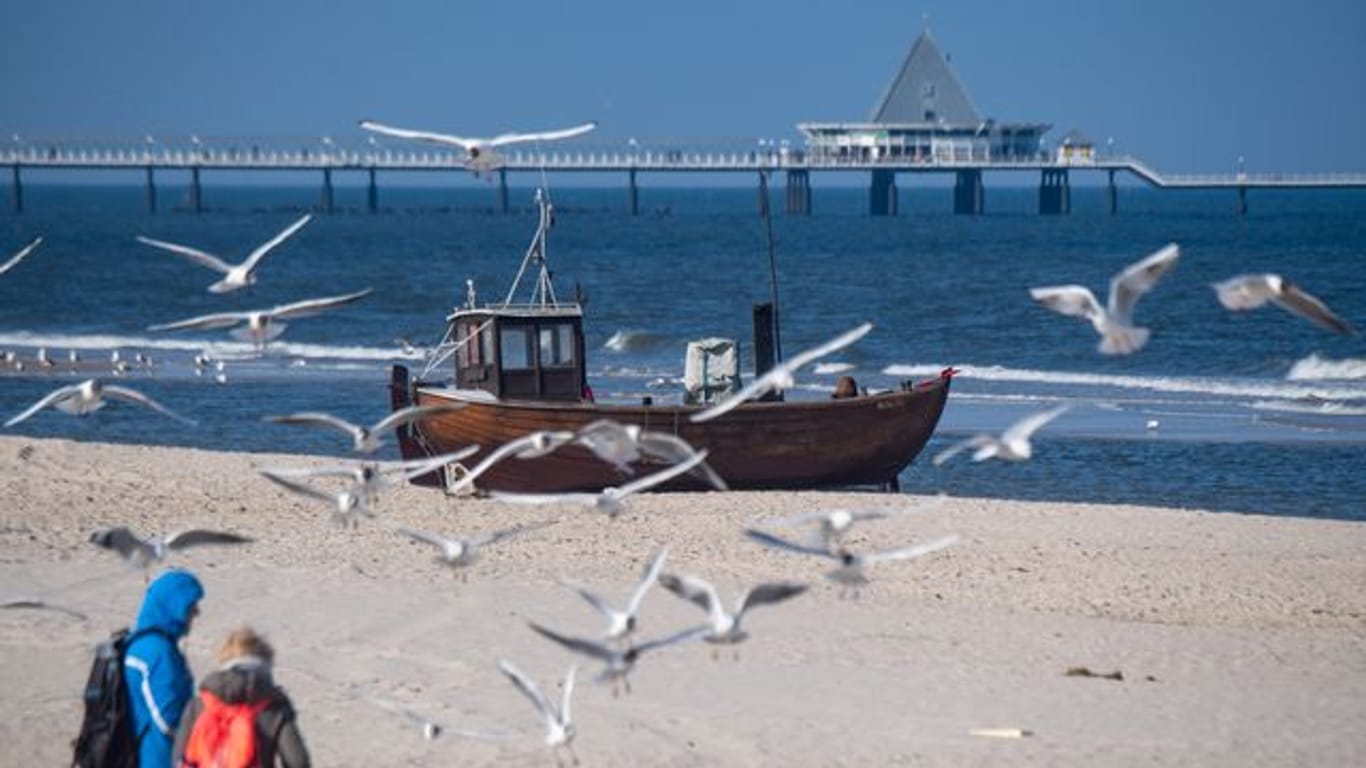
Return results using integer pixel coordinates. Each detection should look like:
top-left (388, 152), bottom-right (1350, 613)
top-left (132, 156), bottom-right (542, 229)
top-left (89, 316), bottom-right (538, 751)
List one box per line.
top-left (1, 435), bottom-right (1364, 767)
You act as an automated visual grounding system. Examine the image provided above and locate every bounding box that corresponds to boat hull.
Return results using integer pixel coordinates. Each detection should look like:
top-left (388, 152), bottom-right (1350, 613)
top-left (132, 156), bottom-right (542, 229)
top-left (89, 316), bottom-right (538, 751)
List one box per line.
top-left (391, 365), bottom-right (952, 493)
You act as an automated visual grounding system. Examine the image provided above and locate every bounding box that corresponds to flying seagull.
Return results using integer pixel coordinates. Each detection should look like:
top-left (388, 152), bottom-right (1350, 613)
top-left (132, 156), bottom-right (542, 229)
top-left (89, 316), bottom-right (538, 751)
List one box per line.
top-left (148, 288), bottom-right (372, 348)
top-left (1211, 273), bottom-right (1356, 335)
top-left (557, 547), bottom-right (668, 646)
top-left (394, 520), bottom-right (555, 579)
top-left (744, 529), bottom-right (959, 598)
top-left (932, 405), bottom-right (1069, 466)
top-left (443, 430), bottom-right (576, 495)
top-left (572, 419), bottom-right (728, 490)
top-left (761, 494), bottom-right (948, 555)
top-left (5, 378), bottom-right (195, 428)
top-left (1030, 243), bottom-right (1180, 355)
top-left (526, 621), bottom-right (705, 697)
top-left (265, 403), bottom-right (466, 454)
top-left (498, 660), bottom-right (579, 765)
top-left (0, 236), bottom-right (42, 277)
top-left (691, 322), bottom-right (873, 423)
top-left (136, 214), bottom-right (311, 294)
top-left (657, 572), bottom-right (807, 657)
top-left (489, 450), bottom-right (709, 517)
top-left (358, 119), bottom-right (597, 172)
top-left (90, 526), bottom-right (251, 576)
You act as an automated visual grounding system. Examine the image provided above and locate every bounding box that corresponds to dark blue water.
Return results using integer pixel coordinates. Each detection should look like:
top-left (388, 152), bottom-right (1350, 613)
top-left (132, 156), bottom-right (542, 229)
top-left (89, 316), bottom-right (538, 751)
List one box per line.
top-left (2, 184), bottom-right (1363, 520)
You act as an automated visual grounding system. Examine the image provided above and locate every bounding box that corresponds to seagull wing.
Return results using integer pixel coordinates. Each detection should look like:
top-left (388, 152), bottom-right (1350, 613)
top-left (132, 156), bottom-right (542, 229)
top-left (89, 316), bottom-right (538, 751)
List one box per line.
top-left (370, 404), bottom-right (464, 436)
top-left (395, 526), bottom-right (453, 553)
top-left (0, 597), bottom-right (87, 620)
top-left (268, 412), bottom-right (364, 443)
top-left (241, 214), bottom-right (311, 273)
top-left (90, 526), bottom-right (145, 559)
top-left (486, 122), bottom-right (598, 147)
top-left (931, 434), bottom-right (994, 467)
top-left (1030, 285), bottom-right (1106, 330)
top-left (5, 383), bottom-right (81, 427)
top-left (135, 235), bottom-right (234, 274)
top-left (625, 547), bottom-right (669, 616)
top-left (1000, 405), bottom-right (1070, 444)
top-left (688, 376), bottom-right (777, 423)
top-left (634, 624), bottom-right (708, 655)
top-left (1107, 243), bottom-right (1180, 324)
top-left (1211, 274), bottom-right (1276, 310)
top-left (489, 490), bottom-right (600, 508)
top-left (0, 236), bottom-right (42, 276)
top-left (557, 579), bottom-right (616, 618)
top-left (1273, 279), bottom-right (1356, 334)
top-left (162, 529), bottom-right (252, 550)
top-left (861, 533), bottom-right (960, 566)
top-left (148, 311), bottom-right (250, 332)
top-left (259, 471), bottom-right (336, 504)
top-left (559, 665), bottom-right (577, 725)
top-left (101, 385), bottom-right (196, 425)
top-left (743, 528), bottom-right (837, 560)
top-left (270, 288), bottom-right (373, 320)
top-left (497, 659), bottom-right (556, 725)
top-left (738, 581), bottom-right (808, 617)
top-left (637, 432), bottom-right (728, 490)
top-left (527, 621), bottom-right (614, 662)
top-left (470, 519), bottom-right (554, 548)
top-left (614, 450), bottom-right (708, 497)
top-left (358, 120), bottom-right (477, 150)
top-left (445, 439), bottom-right (530, 494)
top-left (658, 572), bottom-right (721, 621)
top-left (397, 445), bottom-right (481, 482)
top-left (782, 321), bottom-right (874, 372)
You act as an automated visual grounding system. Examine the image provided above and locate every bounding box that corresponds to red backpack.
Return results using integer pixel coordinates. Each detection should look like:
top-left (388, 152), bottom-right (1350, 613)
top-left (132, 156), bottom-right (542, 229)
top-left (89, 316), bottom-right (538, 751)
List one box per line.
top-left (180, 690), bottom-right (271, 768)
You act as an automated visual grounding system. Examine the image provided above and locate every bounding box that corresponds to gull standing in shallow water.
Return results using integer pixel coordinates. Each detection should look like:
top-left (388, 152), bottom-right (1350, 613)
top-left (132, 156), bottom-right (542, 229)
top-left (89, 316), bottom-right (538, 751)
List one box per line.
top-left (5, 378), bottom-right (195, 428)
top-left (556, 547), bottom-right (668, 647)
top-left (527, 621), bottom-right (705, 697)
top-left (657, 573), bottom-right (807, 659)
top-left (744, 529), bottom-right (959, 598)
top-left (393, 520), bottom-right (555, 580)
top-left (1211, 273), bottom-right (1356, 335)
top-left (0, 236), bottom-right (41, 277)
top-left (1030, 243), bottom-right (1180, 355)
top-left (136, 214), bottom-right (311, 294)
top-left (265, 403), bottom-right (466, 454)
top-left (932, 405), bottom-right (1069, 466)
top-left (690, 322), bottom-right (873, 423)
top-left (489, 450), bottom-right (709, 517)
top-left (147, 288), bottom-right (372, 349)
top-left (498, 660), bottom-right (579, 766)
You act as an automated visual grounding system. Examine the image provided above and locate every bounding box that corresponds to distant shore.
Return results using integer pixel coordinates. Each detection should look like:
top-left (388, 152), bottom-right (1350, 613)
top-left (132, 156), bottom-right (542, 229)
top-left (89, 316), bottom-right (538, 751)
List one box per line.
top-left (2, 435), bottom-right (1364, 766)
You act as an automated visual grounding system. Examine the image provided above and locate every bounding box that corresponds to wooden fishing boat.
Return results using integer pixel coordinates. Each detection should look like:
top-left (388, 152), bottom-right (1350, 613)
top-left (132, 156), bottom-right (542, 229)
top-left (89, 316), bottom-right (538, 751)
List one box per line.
top-left (390, 190), bottom-right (952, 493)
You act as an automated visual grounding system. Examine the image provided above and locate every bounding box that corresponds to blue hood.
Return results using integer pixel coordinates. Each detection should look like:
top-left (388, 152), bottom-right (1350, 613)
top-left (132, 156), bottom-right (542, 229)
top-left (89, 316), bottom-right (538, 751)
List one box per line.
top-left (134, 569), bottom-right (204, 638)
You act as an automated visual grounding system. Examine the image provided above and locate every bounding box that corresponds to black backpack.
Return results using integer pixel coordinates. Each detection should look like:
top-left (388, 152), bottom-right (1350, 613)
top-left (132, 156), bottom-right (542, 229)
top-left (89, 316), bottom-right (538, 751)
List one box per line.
top-left (71, 627), bottom-right (169, 768)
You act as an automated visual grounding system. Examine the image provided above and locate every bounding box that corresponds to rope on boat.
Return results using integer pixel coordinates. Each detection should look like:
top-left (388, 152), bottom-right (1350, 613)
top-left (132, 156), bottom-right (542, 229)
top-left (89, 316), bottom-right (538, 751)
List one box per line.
top-left (419, 318), bottom-right (494, 381)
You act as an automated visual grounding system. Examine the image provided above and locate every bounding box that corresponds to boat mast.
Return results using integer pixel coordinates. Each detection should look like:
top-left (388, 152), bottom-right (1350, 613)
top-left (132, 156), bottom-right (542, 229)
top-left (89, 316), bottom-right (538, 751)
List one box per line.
top-left (502, 187), bottom-right (559, 308)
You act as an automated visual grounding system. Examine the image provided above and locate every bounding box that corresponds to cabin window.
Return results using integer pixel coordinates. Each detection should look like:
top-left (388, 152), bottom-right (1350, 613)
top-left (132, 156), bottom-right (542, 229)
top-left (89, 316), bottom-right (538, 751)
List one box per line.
top-left (539, 323), bottom-right (576, 368)
top-left (500, 327), bottom-right (532, 369)
top-left (457, 321), bottom-right (484, 367)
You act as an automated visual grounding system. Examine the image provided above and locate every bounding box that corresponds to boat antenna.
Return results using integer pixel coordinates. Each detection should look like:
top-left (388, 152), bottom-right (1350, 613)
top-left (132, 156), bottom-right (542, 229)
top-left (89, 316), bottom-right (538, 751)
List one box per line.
top-left (501, 187), bottom-right (558, 308)
top-left (759, 169), bottom-right (783, 363)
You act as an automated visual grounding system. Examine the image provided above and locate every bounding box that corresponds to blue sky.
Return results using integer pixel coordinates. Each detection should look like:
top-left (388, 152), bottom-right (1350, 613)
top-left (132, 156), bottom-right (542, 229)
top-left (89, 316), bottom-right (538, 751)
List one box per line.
top-left (3, 0), bottom-right (1364, 175)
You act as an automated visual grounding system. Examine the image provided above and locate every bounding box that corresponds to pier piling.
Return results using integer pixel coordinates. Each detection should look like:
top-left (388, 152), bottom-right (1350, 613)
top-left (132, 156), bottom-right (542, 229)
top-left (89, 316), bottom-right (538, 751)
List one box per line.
top-left (1237, 186), bottom-right (1247, 215)
top-left (1107, 169), bottom-right (1117, 215)
top-left (1039, 168), bottom-right (1070, 215)
top-left (145, 166), bottom-right (156, 214)
top-left (10, 164), bottom-right (21, 214)
top-left (367, 168), bottom-right (378, 214)
top-left (785, 169), bottom-right (811, 215)
top-left (321, 168), bottom-right (334, 214)
top-left (869, 170), bottom-right (898, 216)
top-left (498, 168), bottom-right (509, 214)
top-left (189, 167), bottom-right (203, 214)
top-left (628, 168), bottom-right (639, 216)
top-left (953, 169), bottom-right (984, 215)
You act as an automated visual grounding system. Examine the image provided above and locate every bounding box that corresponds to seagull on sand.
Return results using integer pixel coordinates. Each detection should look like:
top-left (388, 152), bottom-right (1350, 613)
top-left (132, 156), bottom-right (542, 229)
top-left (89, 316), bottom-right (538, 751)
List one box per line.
top-left (393, 520), bottom-right (555, 580)
top-left (5, 378), bottom-right (195, 428)
top-left (744, 529), bottom-right (959, 598)
top-left (556, 547), bottom-right (668, 646)
top-left (498, 660), bottom-right (579, 765)
top-left (932, 405), bottom-right (1069, 466)
top-left (489, 450), bottom-right (709, 517)
top-left (1211, 273), bottom-right (1356, 335)
top-left (265, 403), bottom-right (466, 454)
top-left (527, 620), bottom-right (705, 697)
top-left (137, 215), bottom-right (311, 294)
top-left (1030, 243), bottom-right (1180, 355)
top-left (657, 572), bottom-right (807, 657)
top-left (572, 419), bottom-right (728, 490)
top-left (147, 288), bottom-right (372, 348)
top-left (90, 526), bottom-right (251, 576)
top-left (691, 322), bottom-right (873, 423)
top-left (443, 430), bottom-right (577, 495)
top-left (358, 119), bottom-right (597, 172)
top-left (0, 236), bottom-right (41, 277)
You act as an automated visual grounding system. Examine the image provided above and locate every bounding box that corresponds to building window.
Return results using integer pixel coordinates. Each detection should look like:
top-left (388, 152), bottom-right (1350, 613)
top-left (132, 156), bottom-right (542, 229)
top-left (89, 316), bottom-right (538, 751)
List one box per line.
top-left (500, 327), bottom-right (531, 370)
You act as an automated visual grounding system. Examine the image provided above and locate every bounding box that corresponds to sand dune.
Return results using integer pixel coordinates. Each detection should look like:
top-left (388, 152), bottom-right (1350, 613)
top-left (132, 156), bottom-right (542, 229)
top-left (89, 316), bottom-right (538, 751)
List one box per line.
top-left (2, 435), bottom-right (1364, 767)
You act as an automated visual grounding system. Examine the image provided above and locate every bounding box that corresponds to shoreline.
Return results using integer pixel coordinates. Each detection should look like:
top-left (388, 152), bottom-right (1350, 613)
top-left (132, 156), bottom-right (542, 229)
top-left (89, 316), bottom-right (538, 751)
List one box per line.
top-left (2, 435), bottom-right (1364, 766)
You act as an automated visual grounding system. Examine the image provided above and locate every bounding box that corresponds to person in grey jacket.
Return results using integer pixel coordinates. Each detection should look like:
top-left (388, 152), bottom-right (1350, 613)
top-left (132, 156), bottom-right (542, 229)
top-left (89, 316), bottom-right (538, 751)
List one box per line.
top-left (172, 626), bottom-right (310, 768)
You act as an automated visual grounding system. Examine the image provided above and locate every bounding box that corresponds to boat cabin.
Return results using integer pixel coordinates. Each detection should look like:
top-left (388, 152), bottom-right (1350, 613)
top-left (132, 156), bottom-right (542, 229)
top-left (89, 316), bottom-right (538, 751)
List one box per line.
top-left (446, 303), bottom-right (588, 402)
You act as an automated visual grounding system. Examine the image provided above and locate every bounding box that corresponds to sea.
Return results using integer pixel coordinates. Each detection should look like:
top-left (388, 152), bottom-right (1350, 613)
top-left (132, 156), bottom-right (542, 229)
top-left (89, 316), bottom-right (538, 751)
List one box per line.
top-left (2, 183), bottom-right (1363, 521)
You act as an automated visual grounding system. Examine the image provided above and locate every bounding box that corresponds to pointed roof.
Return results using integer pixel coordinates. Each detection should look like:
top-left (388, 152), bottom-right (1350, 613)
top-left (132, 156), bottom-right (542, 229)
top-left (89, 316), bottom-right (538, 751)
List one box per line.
top-left (869, 28), bottom-right (980, 125)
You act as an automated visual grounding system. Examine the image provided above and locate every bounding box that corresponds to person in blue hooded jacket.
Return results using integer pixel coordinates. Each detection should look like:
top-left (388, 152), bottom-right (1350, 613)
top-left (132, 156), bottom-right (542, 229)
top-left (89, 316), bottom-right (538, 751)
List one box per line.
top-left (123, 569), bottom-right (204, 767)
